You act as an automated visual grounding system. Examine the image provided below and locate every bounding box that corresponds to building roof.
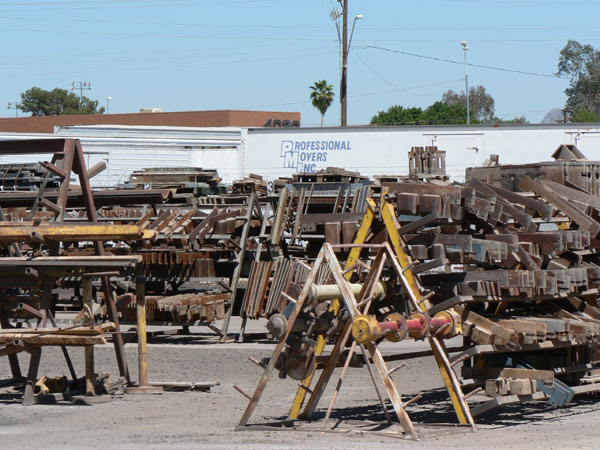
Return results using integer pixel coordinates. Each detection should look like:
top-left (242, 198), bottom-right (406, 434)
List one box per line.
top-left (0, 109), bottom-right (300, 133)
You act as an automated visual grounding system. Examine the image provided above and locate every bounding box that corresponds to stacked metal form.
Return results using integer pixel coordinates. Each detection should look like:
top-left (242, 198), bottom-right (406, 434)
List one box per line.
top-left (0, 138), bottom-right (156, 404)
top-left (466, 144), bottom-right (600, 195)
top-left (235, 170), bottom-right (372, 329)
top-left (121, 167), bottom-right (226, 204)
top-left (0, 163), bottom-right (62, 191)
top-left (238, 171), bottom-right (600, 437)
top-left (384, 175), bottom-right (600, 410)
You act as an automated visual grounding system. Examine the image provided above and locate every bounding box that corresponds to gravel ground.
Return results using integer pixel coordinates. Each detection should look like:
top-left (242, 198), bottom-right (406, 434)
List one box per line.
top-left (1, 331), bottom-right (600, 449)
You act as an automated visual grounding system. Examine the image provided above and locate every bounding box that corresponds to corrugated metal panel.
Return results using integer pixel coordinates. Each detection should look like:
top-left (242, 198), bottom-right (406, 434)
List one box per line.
top-left (56, 125), bottom-right (243, 186)
top-left (0, 126), bottom-right (244, 187)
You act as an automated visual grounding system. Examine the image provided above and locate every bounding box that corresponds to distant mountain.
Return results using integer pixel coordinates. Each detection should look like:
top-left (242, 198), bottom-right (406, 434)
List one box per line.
top-left (542, 108), bottom-right (564, 124)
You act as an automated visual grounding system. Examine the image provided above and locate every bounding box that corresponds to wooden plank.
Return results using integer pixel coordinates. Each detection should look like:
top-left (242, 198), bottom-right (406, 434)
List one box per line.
top-left (462, 366), bottom-right (553, 384)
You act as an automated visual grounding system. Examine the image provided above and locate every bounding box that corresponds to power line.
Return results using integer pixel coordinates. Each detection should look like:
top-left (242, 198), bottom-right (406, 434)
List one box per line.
top-left (3, 14), bottom-right (600, 32)
top-left (2, 21), bottom-right (596, 44)
top-left (361, 25), bottom-right (600, 31)
top-left (442, 0), bottom-right (597, 5)
top-left (352, 80), bottom-right (473, 98)
top-left (351, 49), bottom-right (463, 97)
top-left (0, 43), bottom-right (330, 67)
top-left (0, 14), bottom-right (331, 30)
top-left (0, 41), bottom-right (319, 61)
top-left (0, 25), bottom-right (333, 41)
top-left (0, 50), bottom-right (339, 77)
top-left (236, 80), bottom-right (467, 110)
top-left (363, 45), bottom-right (570, 80)
top-left (351, 49), bottom-right (399, 90)
top-left (0, 0), bottom-right (272, 12)
top-left (357, 38), bottom-right (600, 43)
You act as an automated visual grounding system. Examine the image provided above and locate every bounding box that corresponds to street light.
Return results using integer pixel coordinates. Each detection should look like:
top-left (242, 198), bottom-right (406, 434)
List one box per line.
top-left (331, 7), bottom-right (342, 126)
top-left (348, 14), bottom-right (363, 51)
top-left (461, 40), bottom-right (470, 125)
top-left (336, 5), bottom-right (364, 127)
top-left (7, 102), bottom-right (21, 117)
top-left (106, 96), bottom-right (112, 114)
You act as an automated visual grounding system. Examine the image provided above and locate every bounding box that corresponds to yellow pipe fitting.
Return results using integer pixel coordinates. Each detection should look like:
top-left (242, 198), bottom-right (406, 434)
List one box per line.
top-left (433, 309), bottom-right (462, 337)
top-left (352, 315), bottom-right (382, 344)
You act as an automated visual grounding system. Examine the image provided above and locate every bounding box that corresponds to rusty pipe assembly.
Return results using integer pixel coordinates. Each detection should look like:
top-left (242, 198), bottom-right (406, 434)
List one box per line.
top-left (352, 309), bottom-right (461, 344)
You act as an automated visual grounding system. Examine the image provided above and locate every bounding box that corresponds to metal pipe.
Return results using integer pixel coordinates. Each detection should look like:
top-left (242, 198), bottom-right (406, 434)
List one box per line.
top-left (82, 277), bottom-right (95, 396)
top-left (136, 265), bottom-right (148, 387)
top-left (379, 316), bottom-right (451, 332)
top-left (309, 281), bottom-right (387, 302)
top-left (352, 312), bottom-right (456, 344)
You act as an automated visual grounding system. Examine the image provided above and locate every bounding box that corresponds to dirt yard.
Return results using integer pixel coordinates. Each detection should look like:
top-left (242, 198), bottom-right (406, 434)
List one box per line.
top-left (1, 324), bottom-right (599, 449)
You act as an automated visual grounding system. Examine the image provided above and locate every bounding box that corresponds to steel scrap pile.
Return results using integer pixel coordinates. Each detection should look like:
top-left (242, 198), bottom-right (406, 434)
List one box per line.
top-left (0, 138), bottom-right (157, 405)
top-left (238, 173), bottom-right (600, 438)
top-left (387, 175), bottom-right (600, 413)
top-left (108, 198), bottom-right (265, 328)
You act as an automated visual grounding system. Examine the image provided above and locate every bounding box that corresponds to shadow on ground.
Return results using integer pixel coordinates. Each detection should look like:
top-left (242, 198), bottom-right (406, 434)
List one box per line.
top-left (259, 387), bottom-right (600, 431)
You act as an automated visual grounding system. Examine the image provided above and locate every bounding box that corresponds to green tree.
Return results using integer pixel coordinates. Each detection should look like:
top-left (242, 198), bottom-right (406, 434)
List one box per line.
top-left (557, 40), bottom-right (600, 114)
top-left (19, 86), bottom-right (105, 116)
top-left (442, 86), bottom-right (495, 123)
top-left (494, 116), bottom-right (529, 124)
top-left (571, 108), bottom-right (600, 123)
top-left (370, 105), bottom-right (424, 125)
top-left (309, 80), bottom-right (334, 127)
top-left (370, 87), bottom-right (531, 126)
top-left (422, 101), bottom-right (471, 125)
top-left (370, 102), bottom-right (470, 125)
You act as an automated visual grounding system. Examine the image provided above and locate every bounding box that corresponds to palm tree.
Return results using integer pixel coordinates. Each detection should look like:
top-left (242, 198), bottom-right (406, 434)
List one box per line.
top-left (310, 80), bottom-right (335, 127)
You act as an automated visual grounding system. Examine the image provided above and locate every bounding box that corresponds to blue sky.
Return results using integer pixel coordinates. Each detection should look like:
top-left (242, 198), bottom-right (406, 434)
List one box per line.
top-left (0, 0), bottom-right (597, 126)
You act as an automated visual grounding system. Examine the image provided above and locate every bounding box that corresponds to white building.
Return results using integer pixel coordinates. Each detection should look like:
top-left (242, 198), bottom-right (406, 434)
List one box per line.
top-left (242, 123), bottom-right (600, 182)
top-left (0, 125), bottom-right (243, 187)
top-left (1, 123), bottom-right (599, 186)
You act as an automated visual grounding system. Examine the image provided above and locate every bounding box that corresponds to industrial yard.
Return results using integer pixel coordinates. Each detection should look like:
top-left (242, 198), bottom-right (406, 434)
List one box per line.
top-left (4, 0), bottom-right (600, 448)
top-left (1, 136), bottom-right (600, 449)
top-left (2, 338), bottom-right (599, 449)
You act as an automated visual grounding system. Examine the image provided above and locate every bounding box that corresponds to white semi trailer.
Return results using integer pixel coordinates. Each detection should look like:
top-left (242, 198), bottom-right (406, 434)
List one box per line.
top-left (1, 123), bottom-right (599, 187)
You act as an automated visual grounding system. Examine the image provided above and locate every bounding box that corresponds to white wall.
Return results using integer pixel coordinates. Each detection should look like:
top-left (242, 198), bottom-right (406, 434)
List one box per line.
top-left (2, 124), bottom-right (600, 187)
top-left (242, 124), bottom-right (600, 182)
top-left (0, 126), bottom-right (244, 187)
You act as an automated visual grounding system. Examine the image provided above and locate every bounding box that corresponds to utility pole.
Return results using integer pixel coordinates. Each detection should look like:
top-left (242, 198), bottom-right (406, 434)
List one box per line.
top-left (7, 102), bottom-right (21, 117)
top-left (340, 0), bottom-right (348, 126)
top-left (333, 2), bottom-right (362, 126)
top-left (71, 81), bottom-right (92, 98)
top-left (461, 41), bottom-right (470, 125)
top-left (330, 7), bottom-right (342, 125)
